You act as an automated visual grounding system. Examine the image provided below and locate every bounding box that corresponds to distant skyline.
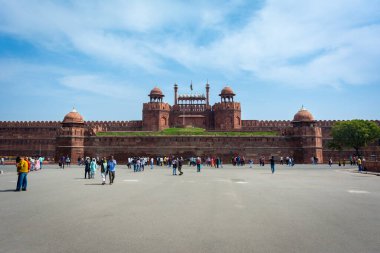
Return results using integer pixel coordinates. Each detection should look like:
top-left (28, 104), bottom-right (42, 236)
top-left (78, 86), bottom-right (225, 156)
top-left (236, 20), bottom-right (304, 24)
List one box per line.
top-left (1, 0), bottom-right (379, 121)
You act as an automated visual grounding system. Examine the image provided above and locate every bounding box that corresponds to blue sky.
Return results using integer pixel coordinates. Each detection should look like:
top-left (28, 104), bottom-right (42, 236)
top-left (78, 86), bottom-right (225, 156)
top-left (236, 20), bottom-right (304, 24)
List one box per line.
top-left (0, 0), bottom-right (379, 121)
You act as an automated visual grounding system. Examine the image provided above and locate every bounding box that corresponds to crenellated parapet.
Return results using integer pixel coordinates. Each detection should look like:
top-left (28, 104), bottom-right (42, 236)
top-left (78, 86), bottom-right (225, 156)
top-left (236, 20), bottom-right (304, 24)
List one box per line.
top-left (0, 121), bottom-right (61, 127)
top-left (315, 120), bottom-right (380, 127)
top-left (171, 104), bottom-right (212, 112)
top-left (85, 121), bottom-right (143, 133)
top-left (242, 120), bottom-right (292, 128)
top-left (212, 102), bottom-right (241, 111)
top-left (143, 102), bottom-right (171, 111)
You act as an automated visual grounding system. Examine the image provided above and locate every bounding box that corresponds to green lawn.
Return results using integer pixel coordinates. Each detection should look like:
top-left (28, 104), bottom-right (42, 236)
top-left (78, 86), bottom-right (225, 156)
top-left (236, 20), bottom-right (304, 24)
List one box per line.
top-left (96, 127), bottom-right (277, 137)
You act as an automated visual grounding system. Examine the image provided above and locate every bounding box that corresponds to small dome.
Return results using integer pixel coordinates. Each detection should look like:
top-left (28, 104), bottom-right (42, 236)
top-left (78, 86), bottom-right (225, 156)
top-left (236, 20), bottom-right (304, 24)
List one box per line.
top-left (293, 106), bottom-right (315, 122)
top-left (220, 86), bottom-right (235, 96)
top-left (149, 87), bottom-right (164, 97)
top-left (63, 108), bottom-right (84, 124)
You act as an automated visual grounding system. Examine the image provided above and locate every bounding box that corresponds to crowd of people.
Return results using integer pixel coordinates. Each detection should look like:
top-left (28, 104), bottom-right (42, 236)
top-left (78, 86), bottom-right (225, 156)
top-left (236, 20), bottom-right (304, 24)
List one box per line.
top-left (59, 155), bottom-right (71, 169)
top-left (82, 156), bottom-right (117, 185)
top-left (11, 153), bottom-right (369, 192)
top-left (327, 155), bottom-right (366, 171)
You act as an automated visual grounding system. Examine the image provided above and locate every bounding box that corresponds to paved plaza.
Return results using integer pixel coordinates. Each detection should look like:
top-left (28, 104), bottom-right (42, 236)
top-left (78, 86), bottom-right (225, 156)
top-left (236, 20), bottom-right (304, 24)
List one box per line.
top-left (0, 164), bottom-right (379, 253)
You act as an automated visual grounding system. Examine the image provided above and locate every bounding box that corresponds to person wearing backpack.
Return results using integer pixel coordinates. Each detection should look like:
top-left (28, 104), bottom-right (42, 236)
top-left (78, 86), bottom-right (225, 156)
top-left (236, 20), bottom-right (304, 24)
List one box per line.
top-left (15, 156), bottom-right (29, 191)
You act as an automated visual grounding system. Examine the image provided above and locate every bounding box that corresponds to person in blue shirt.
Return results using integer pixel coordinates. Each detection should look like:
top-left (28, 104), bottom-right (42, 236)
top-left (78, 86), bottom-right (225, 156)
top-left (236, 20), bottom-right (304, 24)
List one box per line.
top-left (107, 156), bottom-right (117, 185)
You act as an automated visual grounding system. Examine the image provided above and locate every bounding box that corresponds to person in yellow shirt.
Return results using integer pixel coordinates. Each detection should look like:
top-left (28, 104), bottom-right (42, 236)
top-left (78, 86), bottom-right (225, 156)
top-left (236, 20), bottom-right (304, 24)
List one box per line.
top-left (357, 158), bottom-right (362, 172)
top-left (15, 156), bottom-right (29, 191)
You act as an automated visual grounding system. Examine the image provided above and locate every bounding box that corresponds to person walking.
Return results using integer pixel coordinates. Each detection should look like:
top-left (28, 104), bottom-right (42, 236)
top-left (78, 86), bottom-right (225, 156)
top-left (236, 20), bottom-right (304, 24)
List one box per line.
top-left (328, 158), bottom-right (333, 167)
top-left (61, 156), bottom-right (66, 169)
top-left (39, 156), bottom-right (44, 170)
top-left (357, 157), bottom-right (362, 172)
top-left (150, 157), bottom-right (154, 169)
top-left (107, 156), bottom-right (117, 185)
top-left (84, 157), bottom-right (91, 179)
top-left (15, 156), bottom-right (29, 191)
top-left (270, 156), bottom-right (275, 174)
top-left (90, 158), bottom-right (97, 179)
top-left (249, 159), bottom-right (253, 168)
top-left (178, 157), bottom-right (183, 176)
top-left (66, 156), bottom-right (71, 167)
top-left (196, 156), bottom-right (201, 172)
top-left (172, 157), bottom-right (178, 175)
top-left (100, 157), bottom-right (107, 185)
top-left (35, 157), bottom-right (40, 171)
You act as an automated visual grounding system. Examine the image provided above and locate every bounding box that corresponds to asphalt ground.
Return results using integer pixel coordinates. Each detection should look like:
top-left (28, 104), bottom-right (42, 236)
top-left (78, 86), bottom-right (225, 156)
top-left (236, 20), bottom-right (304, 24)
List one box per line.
top-left (0, 164), bottom-right (379, 253)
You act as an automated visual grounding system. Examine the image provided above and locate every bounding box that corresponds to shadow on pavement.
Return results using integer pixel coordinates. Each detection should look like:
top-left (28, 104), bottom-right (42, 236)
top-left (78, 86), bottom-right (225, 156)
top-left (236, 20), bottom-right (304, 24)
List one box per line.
top-left (0, 189), bottom-right (18, 192)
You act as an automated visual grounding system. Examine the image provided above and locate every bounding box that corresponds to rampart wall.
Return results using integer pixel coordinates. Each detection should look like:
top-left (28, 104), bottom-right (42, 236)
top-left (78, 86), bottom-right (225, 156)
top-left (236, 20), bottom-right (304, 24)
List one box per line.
top-left (85, 120), bottom-right (143, 131)
top-left (0, 121), bottom-right (60, 158)
top-left (83, 135), bottom-right (298, 164)
top-left (1, 120), bottom-right (379, 164)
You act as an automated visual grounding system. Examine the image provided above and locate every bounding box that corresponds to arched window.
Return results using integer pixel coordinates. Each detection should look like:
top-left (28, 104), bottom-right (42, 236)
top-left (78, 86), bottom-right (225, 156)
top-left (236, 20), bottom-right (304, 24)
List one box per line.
top-left (161, 116), bottom-right (167, 126)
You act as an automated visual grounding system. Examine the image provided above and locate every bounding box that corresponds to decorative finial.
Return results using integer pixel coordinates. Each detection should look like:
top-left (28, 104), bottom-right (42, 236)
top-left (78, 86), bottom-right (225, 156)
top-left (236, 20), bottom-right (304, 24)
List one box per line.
top-left (72, 107), bottom-right (77, 113)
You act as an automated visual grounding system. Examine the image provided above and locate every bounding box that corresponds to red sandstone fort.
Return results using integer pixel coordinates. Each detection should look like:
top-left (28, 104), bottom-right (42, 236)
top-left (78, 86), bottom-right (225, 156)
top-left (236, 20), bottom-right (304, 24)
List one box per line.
top-left (0, 84), bottom-right (379, 164)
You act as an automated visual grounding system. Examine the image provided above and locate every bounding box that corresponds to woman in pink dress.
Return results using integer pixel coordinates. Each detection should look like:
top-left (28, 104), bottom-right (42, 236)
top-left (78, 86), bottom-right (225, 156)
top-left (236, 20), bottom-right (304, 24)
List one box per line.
top-left (35, 158), bottom-right (41, 170)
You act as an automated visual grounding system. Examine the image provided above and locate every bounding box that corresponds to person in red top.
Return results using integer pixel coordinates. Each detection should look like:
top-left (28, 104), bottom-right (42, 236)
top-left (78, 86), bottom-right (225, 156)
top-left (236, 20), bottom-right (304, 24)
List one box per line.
top-left (196, 157), bottom-right (202, 172)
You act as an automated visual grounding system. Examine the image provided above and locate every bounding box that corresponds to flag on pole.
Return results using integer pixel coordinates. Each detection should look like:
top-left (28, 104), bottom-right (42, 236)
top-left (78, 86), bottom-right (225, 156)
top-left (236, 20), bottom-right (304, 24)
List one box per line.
top-left (190, 81), bottom-right (193, 91)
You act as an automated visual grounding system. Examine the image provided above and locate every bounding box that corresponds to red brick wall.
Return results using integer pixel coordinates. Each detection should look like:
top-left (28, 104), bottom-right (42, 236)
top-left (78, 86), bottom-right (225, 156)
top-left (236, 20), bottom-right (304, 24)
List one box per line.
top-left (364, 161), bottom-right (380, 172)
top-left (0, 121), bottom-right (60, 159)
top-left (82, 135), bottom-right (314, 164)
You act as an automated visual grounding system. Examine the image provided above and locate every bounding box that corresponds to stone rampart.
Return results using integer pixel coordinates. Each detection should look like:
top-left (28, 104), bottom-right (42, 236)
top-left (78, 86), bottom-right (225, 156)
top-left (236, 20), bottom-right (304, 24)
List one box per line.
top-left (83, 135), bottom-right (298, 164)
top-left (85, 120), bottom-right (143, 131)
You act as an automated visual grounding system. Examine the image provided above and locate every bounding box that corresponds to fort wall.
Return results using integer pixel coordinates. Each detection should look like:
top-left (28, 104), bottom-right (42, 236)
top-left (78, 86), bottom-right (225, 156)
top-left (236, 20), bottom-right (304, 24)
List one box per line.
top-left (83, 135), bottom-right (299, 164)
top-left (1, 120), bottom-right (379, 164)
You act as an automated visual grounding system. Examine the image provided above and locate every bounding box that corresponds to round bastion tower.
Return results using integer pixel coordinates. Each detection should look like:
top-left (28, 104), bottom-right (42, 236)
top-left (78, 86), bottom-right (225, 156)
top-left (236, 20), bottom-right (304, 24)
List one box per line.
top-left (213, 87), bottom-right (242, 130)
top-left (55, 108), bottom-right (85, 162)
top-left (142, 87), bottom-right (171, 131)
top-left (291, 106), bottom-right (323, 163)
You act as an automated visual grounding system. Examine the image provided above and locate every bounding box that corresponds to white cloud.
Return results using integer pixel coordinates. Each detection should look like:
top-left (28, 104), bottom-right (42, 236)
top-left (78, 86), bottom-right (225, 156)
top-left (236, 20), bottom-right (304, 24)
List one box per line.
top-left (59, 74), bottom-right (144, 99)
top-left (155, 0), bottom-right (380, 88)
top-left (0, 0), bottom-right (379, 88)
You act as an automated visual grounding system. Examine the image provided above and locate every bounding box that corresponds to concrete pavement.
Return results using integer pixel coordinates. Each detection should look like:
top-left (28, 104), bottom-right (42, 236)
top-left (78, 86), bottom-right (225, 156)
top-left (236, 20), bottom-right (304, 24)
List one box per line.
top-left (0, 164), bottom-right (379, 253)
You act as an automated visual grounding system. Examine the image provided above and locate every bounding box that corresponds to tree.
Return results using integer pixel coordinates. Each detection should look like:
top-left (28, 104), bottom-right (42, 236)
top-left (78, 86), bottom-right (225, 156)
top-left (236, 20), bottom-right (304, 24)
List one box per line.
top-left (331, 120), bottom-right (380, 156)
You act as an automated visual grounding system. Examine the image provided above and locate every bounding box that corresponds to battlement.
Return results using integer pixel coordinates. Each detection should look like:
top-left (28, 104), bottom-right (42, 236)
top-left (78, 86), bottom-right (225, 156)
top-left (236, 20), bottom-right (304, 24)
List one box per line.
top-left (0, 121), bottom-right (61, 127)
top-left (172, 104), bottom-right (212, 112)
top-left (315, 120), bottom-right (380, 127)
top-left (85, 120), bottom-right (143, 127)
top-left (242, 120), bottom-right (292, 128)
top-left (212, 102), bottom-right (241, 111)
top-left (86, 120), bottom-right (143, 132)
top-left (1, 119), bottom-right (378, 129)
top-left (143, 102), bottom-right (171, 111)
